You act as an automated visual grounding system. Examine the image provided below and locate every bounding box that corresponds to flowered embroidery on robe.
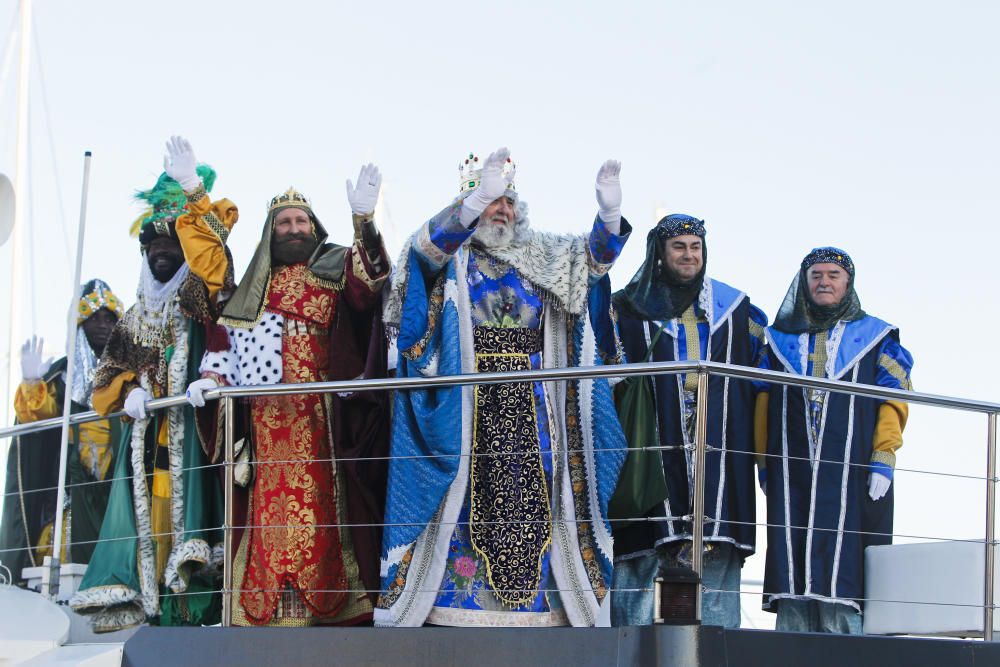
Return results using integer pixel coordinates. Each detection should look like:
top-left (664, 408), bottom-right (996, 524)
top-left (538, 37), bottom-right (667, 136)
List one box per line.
top-left (267, 263), bottom-right (337, 329)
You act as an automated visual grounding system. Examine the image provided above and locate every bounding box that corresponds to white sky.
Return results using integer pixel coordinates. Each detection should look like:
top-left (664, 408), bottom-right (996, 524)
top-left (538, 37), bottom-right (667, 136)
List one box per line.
top-left (0, 1), bottom-right (998, 627)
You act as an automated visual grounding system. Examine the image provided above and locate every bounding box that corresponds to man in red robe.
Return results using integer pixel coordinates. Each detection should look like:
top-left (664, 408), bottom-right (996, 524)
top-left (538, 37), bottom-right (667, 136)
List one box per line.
top-left (171, 137), bottom-right (391, 626)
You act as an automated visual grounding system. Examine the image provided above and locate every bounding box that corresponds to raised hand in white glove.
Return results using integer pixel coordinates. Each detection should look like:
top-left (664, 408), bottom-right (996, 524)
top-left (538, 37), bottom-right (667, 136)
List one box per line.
top-left (868, 471), bottom-right (892, 501)
top-left (460, 147), bottom-right (515, 227)
top-left (595, 159), bottom-right (622, 232)
top-left (124, 387), bottom-right (151, 420)
top-left (163, 135), bottom-right (202, 192)
top-left (185, 377), bottom-right (219, 408)
top-left (20, 336), bottom-right (53, 382)
top-left (346, 163), bottom-right (382, 216)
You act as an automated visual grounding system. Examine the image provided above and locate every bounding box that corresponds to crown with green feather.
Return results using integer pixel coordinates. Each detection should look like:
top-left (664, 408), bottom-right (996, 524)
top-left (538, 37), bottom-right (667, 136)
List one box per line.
top-left (129, 164), bottom-right (216, 246)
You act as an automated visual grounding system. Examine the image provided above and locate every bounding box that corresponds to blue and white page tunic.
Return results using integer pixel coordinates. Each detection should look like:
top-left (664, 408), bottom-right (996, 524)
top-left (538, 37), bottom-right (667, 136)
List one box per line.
top-left (614, 280), bottom-right (767, 561)
top-left (761, 316), bottom-right (913, 611)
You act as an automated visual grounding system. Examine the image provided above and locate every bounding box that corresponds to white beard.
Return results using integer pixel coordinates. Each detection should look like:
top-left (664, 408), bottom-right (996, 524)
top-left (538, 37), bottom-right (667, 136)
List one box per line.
top-left (472, 215), bottom-right (514, 250)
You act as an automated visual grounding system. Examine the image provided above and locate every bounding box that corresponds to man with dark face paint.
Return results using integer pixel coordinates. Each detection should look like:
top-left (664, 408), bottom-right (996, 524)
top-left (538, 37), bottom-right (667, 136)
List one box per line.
top-left (609, 214), bottom-right (768, 629)
top-left (181, 141), bottom-right (391, 627)
top-left (71, 141), bottom-right (234, 631)
top-left (757, 247), bottom-right (913, 634)
top-left (1, 280), bottom-right (124, 585)
top-left (145, 236), bottom-right (186, 283)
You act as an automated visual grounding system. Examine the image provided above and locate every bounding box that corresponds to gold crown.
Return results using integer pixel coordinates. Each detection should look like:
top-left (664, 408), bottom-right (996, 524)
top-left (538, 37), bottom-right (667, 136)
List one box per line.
top-left (268, 187), bottom-right (312, 214)
top-left (459, 152), bottom-right (516, 193)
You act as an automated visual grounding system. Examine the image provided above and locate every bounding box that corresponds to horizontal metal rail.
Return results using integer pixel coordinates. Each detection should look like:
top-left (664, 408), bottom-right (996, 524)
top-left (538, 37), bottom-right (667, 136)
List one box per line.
top-left (3, 444), bottom-right (994, 503)
top-left (2, 355), bottom-right (996, 636)
top-left (2, 360), bottom-right (998, 440)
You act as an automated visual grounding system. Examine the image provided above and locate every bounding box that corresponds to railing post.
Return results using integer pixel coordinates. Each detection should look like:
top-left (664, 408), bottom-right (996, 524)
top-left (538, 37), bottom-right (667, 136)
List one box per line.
top-left (222, 396), bottom-right (235, 627)
top-left (985, 412), bottom-right (997, 641)
top-left (691, 367), bottom-right (710, 622)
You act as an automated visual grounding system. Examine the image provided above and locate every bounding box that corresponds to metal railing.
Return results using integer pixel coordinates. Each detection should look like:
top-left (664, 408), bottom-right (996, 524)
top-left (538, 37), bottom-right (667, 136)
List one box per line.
top-left (2, 360), bottom-right (998, 637)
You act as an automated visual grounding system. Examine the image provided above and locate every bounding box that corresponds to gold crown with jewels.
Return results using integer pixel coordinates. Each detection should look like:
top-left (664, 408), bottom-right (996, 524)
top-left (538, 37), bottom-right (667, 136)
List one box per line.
top-left (459, 152), bottom-right (516, 193)
top-left (268, 187), bottom-right (312, 214)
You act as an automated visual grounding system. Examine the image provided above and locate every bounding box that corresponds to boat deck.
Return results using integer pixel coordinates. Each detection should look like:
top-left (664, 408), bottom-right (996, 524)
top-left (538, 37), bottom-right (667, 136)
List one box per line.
top-left (119, 625), bottom-right (1000, 667)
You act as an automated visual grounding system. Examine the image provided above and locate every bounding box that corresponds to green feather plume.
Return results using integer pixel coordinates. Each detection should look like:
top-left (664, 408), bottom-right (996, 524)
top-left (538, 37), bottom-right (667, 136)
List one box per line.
top-left (130, 164), bottom-right (216, 236)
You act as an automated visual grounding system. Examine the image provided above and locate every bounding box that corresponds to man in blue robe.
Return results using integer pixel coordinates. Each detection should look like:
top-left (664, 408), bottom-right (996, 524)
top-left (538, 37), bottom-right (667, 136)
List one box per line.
top-left (757, 247), bottom-right (913, 634)
top-left (378, 148), bottom-right (630, 627)
top-left (610, 215), bottom-right (767, 628)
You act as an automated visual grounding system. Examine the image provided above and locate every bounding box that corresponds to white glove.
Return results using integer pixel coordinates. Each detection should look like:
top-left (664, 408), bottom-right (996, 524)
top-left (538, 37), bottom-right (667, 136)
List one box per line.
top-left (346, 163), bottom-right (383, 216)
top-left (868, 471), bottom-right (892, 501)
top-left (460, 147), bottom-right (515, 227)
top-left (163, 135), bottom-right (201, 192)
top-left (595, 159), bottom-right (622, 231)
top-left (124, 387), bottom-right (151, 420)
top-left (20, 336), bottom-right (53, 382)
top-left (185, 377), bottom-right (219, 408)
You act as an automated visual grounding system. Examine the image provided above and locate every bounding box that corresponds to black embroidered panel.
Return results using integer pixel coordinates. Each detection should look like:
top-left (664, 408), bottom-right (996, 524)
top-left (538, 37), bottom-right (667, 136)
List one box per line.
top-left (470, 326), bottom-right (550, 607)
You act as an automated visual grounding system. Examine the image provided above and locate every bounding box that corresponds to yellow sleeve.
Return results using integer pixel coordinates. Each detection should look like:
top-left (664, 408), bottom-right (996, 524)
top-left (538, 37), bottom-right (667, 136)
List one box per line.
top-left (14, 380), bottom-right (59, 422)
top-left (175, 185), bottom-right (238, 300)
top-left (872, 399), bottom-right (908, 468)
top-left (92, 371), bottom-right (137, 417)
top-left (754, 392), bottom-right (769, 470)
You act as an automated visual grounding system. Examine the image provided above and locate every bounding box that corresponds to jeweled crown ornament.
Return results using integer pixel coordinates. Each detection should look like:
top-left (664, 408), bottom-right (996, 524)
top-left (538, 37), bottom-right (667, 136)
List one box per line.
top-left (268, 186), bottom-right (312, 213)
top-left (459, 152), bottom-right (516, 194)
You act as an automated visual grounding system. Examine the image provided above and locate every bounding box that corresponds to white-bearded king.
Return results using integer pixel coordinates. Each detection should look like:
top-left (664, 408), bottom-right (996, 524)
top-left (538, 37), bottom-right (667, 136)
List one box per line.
top-left (379, 148), bottom-right (630, 627)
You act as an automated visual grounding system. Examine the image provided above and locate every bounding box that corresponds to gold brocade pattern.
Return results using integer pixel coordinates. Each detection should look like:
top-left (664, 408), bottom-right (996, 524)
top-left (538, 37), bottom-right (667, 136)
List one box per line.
top-left (377, 546), bottom-right (414, 610)
top-left (878, 353), bottom-right (913, 391)
top-left (402, 272), bottom-right (446, 361)
top-left (350, 244), bottom-right (388, 292)
top-left (470, 326), bottom-right (551, 607)
top-left (239, 266), bottom-right (348, 624)
top-left (809, 330), bottom-right (829, 379)
top-left (565, 379), bottom-right (607, 602)
top-left (681, 305), bottom-right (705, 391)
top-left (270, 264), bottom-right (334, 328)
top-left (233, 452), bottom-right (373, 627)
top-left (807, 330), bottom-right (830, 447)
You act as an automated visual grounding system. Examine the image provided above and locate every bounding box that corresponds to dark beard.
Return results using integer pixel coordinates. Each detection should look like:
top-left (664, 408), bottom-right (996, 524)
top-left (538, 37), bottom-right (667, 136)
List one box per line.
top-left (272, 234), bottom-right (318, 265)
top-left (148, 254), bottom-right (184, 282)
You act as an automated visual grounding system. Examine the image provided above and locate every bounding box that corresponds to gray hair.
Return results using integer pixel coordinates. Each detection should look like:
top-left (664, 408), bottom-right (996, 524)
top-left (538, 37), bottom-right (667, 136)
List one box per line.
top-left (509, 197), bottom-right (532, 246)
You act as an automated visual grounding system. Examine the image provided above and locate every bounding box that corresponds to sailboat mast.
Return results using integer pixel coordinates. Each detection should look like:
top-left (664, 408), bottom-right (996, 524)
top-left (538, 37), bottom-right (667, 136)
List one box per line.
top-left (5, 0), bottom-right (32, 428)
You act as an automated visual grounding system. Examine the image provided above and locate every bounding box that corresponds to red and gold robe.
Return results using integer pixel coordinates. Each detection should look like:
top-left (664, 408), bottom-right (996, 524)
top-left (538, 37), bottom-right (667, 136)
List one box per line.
top-left (238, 264), bottom-right (362, 625)
top-left (179, 192), bottom-right (391, 627)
